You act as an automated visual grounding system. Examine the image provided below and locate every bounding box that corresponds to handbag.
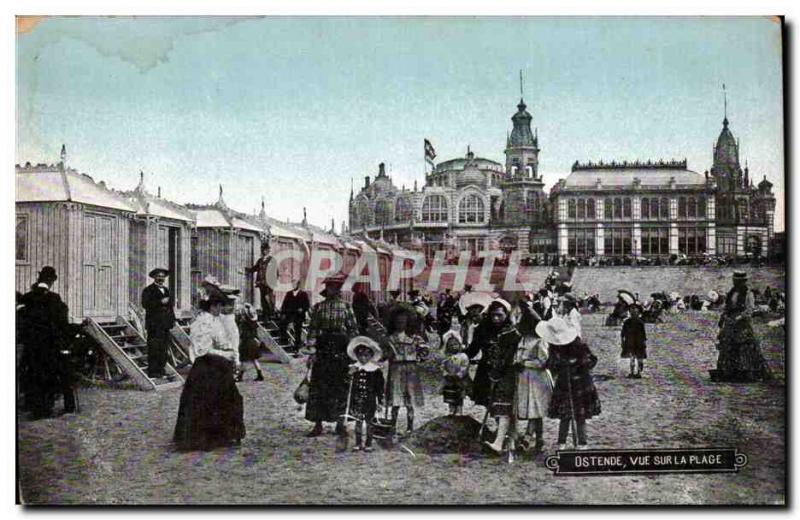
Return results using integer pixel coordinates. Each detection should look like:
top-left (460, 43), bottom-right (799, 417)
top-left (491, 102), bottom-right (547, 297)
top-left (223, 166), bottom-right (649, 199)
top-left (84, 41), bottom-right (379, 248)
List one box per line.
top-left (293, 366), bottom-right (311, 404)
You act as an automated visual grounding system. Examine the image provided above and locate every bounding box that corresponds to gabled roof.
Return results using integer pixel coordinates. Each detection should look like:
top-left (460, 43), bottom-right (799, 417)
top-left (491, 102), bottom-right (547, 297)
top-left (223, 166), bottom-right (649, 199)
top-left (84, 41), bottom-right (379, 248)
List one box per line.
top-left (16, 166), bottom-right (136, 212)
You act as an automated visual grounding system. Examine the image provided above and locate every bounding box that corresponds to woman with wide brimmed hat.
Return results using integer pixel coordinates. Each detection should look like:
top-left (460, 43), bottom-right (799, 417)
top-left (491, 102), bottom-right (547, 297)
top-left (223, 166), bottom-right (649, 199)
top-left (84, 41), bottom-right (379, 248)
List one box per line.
top-left (174, 287), bottom-right (245, 451)
top-left (344, 336), bottom-right (385, 452)
top-left (538, 317), bottom-right (601, 450)
top-left (304, 274), bottom-right (359, 438)
top-left (384, 302), bottom-right (427, 435)
top-left (466, 298), bottom-right (521, 454)
top-left (713, 271), bottom-right (771, 382)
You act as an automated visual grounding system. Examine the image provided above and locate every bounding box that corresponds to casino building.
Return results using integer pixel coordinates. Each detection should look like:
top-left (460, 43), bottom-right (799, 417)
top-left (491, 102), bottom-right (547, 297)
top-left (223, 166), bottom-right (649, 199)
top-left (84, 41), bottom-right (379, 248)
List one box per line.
top-left (349, 93), bottom-right (776, 261)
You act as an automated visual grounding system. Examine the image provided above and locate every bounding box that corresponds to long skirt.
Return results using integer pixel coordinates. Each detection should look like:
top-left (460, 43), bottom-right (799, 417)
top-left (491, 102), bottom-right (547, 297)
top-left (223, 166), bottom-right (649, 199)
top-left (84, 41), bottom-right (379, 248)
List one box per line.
top-left (517, 368), bottom-right (553, 420)
top-left (173, 354), bottom-right (245, 451)
top-left (387, 362), bottom-right (424, 408)
top-left (716, 320), bottom-right (771, 381)
top-left (305, 333), bottom-right (350, 422)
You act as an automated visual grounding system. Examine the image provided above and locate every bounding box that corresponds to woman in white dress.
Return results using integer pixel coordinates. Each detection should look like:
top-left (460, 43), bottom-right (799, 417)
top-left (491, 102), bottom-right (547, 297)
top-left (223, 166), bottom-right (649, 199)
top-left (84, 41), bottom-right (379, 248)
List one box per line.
top-left (174, 286), bottom-right (245, 451)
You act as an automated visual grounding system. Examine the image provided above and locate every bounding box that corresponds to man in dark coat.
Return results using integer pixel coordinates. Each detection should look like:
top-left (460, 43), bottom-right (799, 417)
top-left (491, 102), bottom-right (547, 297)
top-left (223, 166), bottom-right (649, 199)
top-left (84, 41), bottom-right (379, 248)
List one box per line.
top-left (19, 266), bottom-right (75, 419)
top-left (141, 268), bottom-right (176, 378)
top-left (279, 279), bottom-right (311, 351)
top-left (436, 289), bottom-right (457, 339)
top-left (246, 243), bottom-right (275, 322)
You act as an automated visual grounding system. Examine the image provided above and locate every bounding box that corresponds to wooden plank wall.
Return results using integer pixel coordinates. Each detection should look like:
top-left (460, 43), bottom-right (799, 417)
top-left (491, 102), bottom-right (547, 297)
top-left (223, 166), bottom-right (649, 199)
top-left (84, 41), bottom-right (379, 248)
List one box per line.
top-left (128, 219), bottom-right (148, 310)
top-left (15, 202), bottom-right (70, 302)
top-left (192, 228), bottom-right (231, 303)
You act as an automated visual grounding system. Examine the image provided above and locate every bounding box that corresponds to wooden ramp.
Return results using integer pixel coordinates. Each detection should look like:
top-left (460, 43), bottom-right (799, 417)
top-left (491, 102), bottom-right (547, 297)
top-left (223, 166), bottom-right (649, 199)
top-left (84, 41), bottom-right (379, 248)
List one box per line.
top-left (256, 319), bottom-right (293, 364)
top-left (84, 317), bottom-right (184, 391)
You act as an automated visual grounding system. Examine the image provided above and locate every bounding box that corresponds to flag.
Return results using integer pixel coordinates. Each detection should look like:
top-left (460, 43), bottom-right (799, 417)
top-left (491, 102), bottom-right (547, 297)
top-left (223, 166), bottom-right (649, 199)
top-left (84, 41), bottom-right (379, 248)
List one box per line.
top-left (424, 139), bottom-right (436, 167)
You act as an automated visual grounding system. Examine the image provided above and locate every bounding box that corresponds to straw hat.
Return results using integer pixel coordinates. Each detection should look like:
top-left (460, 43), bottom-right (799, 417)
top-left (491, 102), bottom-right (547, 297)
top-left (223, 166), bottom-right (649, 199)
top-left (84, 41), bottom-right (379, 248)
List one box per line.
top-left (148, 267), bottom-right (169, 278)
top-left (346, 336), bottom-right (382, 363)
top-left (707, 290), bottom-right (720, 302)
top-left (618, 290), bottom-right (635, 306)
top-left (488, 298), bottom-right (512, 314)
top-left (733, 271), bottom-right (748, 281)
top-left (535, 317), bottom-right (578, 346)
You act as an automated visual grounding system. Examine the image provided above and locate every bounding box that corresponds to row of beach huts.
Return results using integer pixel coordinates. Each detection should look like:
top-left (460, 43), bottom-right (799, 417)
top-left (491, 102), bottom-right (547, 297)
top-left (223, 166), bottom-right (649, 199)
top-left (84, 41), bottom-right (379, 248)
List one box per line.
top-left (16, 150), bottom-right (417, 327)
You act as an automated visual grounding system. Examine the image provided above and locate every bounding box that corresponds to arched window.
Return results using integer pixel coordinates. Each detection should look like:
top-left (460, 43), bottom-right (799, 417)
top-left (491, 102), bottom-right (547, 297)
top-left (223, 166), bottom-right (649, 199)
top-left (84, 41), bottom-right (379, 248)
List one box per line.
top-left (421, 195), bottom-right (448, 222)
top-left (587, 198), bottom-right (596, 221)
top-left (688, 197), bottom-right (697, 218)
top-left (459, 194), bottom-right (485, 224)
top-left (641, 197), bottom-right (650, 219)
top-left (613, 198), bottom-right (622, 219)
top-left (394, 197), bottom-right (412, 222)
top-left (577, 199), bottom-right (586, 219)
top-left (660, 197), bottom-right (670, 219)
top-left (604, 198), bottom-right (612, 219)
top-left (651, 198), bottom-right (659, 220)
top-left (698, 196), bottom-right (707, 218)
top-left (678, 197), bottom-right (687, 218)
top-left (623, 197), bottom-right (632, 218)
top-left (375, 199), bottom-right (393, 226)
top-left (568, 199), bottom-right (576, 219)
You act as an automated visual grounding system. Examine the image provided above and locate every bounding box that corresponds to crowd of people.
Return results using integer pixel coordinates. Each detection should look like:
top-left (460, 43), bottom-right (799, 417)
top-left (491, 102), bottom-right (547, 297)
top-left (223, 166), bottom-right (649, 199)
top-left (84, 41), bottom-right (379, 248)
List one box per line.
top-left (16, 258), bottom-right (779, 457)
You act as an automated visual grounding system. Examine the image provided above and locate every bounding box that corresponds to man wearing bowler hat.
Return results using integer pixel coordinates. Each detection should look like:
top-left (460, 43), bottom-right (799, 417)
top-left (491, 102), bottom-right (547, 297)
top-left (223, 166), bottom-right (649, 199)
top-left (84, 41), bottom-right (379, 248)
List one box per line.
top-left (141, 268), bottom-right (176, 378)
top-left (19, 266), bottom-right (75, 418)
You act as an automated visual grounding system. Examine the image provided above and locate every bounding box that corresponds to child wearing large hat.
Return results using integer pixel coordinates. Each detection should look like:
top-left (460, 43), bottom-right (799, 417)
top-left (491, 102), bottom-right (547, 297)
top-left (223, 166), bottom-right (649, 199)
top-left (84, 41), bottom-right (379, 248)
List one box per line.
top-left (537, 317), bottom-right (601, 450)
top-left (345, 336), bottom-right (385, 452)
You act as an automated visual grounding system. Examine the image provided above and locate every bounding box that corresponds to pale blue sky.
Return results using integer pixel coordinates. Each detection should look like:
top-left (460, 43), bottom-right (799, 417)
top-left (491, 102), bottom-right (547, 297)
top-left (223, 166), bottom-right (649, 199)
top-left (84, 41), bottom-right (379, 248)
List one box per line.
top-left (16, 16), bottom-right (784, 231)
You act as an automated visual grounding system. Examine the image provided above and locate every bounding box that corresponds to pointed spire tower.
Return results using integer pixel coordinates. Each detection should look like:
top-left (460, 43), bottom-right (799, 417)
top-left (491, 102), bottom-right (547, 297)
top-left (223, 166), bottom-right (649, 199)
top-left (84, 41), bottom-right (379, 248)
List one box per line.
top-left (711, 83), bottom-right (743, 193)
top-left (505, 70), bottom-right (540, 181)
top-left (259, 197), bottom-right (267, 220)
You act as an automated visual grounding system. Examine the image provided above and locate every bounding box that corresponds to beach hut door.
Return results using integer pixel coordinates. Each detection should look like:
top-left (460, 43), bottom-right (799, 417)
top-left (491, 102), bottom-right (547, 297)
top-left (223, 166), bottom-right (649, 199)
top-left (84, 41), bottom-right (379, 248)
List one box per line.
top-left (82, 213), bottom-right (116, 317)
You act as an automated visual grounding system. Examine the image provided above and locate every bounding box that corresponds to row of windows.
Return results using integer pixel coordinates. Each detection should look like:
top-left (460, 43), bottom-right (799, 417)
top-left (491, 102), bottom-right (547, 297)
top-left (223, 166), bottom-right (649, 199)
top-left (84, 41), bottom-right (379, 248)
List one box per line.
top-left (358, 194), bottom-right (490, 226)
top-left (564, 226), bottom-right (709, 256)
top-left (565, 196), bottom-right (709, 221)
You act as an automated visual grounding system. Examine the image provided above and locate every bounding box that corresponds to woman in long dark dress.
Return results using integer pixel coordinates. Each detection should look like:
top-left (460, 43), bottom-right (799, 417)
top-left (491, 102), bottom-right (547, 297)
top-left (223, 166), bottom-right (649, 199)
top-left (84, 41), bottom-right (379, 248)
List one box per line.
top-left (174, 287), bottom-right (245, 451)
top-left (538, 316), bottom-right (601, 450)
top-left (714, 271), bottom-right (771, 382)
top-left (466, 299), bottom-right (521, 454)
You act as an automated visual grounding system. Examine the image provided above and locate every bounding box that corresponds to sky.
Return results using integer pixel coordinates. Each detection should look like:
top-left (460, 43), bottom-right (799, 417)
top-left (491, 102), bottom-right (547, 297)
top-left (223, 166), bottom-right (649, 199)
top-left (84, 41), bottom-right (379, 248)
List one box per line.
top-left (16, 16), bottom-right (785, 231)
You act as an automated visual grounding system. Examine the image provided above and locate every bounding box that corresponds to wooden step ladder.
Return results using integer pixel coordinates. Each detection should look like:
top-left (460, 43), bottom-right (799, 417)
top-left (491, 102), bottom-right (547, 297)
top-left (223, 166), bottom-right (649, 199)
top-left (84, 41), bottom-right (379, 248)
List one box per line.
top-left (84, 317), bottom-right (184, 391)
top-left (256, 319), bottom-right (293, 364)
top-left (168, 317), bottom-right (194, 369)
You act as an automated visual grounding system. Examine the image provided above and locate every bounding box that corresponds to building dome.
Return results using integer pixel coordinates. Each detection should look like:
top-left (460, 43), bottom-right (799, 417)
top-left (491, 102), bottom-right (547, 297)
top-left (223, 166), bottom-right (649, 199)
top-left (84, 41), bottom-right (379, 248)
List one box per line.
top-left (456, 163), bottom-right (486, 188)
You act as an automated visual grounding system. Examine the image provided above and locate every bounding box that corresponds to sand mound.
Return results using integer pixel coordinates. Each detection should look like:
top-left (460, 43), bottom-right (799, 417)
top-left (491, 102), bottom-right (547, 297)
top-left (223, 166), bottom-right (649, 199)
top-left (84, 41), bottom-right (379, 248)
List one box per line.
top-left (406, 415), bottom-right (490, 455)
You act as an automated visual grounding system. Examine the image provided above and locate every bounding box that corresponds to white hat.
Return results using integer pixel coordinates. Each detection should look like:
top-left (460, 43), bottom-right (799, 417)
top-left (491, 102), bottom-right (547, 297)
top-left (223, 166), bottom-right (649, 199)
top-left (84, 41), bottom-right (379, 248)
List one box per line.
top-left (346, 336), bottom-right (383, 363)
top-left (458, 291), bottom-right (494, 315)
top-left (707, 290), bottom-right (720, 301)
top-left (442, 330), bottom-right (464, 350)
top-left (535, 317), bottom-right (578, 346)
top-left (488, 298), bottom-right (512, 314)
top-left (618, 290), bottom-right (635, 306)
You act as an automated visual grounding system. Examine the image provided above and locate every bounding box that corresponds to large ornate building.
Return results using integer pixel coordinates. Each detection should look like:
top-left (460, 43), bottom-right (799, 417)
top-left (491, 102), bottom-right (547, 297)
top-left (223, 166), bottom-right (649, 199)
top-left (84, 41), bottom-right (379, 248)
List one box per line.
top-left (349, 97), bottom-right (555, 261)
top-left (349, 94), bottom-right (777, 261)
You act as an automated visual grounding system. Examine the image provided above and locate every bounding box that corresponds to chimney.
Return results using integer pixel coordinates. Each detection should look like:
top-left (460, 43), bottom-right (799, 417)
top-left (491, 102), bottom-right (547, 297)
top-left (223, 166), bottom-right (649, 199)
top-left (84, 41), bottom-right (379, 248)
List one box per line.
top-left (365, 176), bottom-right (371, 189)
top-left (378, 163), bottom-right (386, 177)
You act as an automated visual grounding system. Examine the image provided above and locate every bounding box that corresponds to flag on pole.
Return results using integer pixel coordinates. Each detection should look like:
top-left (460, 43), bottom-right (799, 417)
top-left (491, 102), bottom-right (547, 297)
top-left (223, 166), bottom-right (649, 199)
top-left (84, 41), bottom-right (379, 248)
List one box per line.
top-left (424, 139), bottom-right (436, 167)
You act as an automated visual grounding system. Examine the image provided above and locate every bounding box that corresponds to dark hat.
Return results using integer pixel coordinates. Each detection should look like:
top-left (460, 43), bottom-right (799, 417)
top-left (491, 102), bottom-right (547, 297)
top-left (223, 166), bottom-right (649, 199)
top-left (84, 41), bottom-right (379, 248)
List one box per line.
top-left (322, 274), bottom-right (347, 287)
top-left (37, 266), bottom-right (57, 282)
top-left (203, 285), bottom-right (228, 305)
top-left (629, 302), bottom-right (643, 312)
top-left (733, 271), bottom-right (748, 281)
top-left (561, 293), bottom-right (577, 303)
top-left (149, 268), bottom-right (169, 278)
top-left (408, 289), bottom-right (420, 298)
top-left (389, 289), bottom-right (401, 298)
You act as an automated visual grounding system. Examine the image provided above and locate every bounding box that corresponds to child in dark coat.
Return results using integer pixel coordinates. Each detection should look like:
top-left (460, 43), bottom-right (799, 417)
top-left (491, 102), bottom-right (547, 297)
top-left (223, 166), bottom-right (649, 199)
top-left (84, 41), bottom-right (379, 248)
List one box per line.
top-left (538, 317), bottom-right (601, 450)
top-left (345, 337), bottom-right (385, 452)
top-left (621, 303), bottom-right (647, 378)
